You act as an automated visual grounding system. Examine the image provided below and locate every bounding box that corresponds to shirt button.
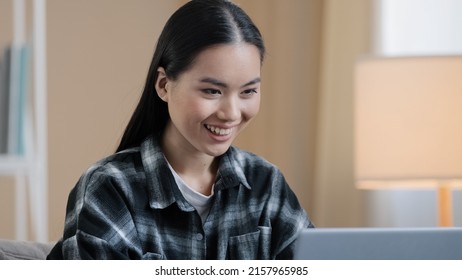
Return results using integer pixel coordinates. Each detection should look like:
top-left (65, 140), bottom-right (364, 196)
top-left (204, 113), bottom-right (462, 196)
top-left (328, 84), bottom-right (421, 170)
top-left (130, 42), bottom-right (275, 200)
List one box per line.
top-left (196, 233), bottom-right (204, 240)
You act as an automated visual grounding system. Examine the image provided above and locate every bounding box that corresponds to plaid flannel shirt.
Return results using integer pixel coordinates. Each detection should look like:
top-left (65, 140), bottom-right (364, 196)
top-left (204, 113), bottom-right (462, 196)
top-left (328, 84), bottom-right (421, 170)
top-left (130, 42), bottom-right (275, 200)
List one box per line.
top-left (48, 136), bottom-right (314, 259)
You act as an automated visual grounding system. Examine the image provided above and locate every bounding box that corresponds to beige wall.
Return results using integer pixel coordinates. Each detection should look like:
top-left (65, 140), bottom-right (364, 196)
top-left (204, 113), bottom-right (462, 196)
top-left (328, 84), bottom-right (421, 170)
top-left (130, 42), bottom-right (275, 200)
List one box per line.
top-left (0, 0), bottom-right (372, 241)
top-left (47, 0), bottom-right (178, 241)
top-left (314, 0), bottom-right (372, 226)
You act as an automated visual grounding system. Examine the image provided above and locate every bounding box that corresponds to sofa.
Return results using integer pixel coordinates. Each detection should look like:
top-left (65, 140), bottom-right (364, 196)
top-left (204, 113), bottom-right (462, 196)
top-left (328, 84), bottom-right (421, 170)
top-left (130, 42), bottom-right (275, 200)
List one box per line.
top-left (0, 239), bottom-right (54, 260)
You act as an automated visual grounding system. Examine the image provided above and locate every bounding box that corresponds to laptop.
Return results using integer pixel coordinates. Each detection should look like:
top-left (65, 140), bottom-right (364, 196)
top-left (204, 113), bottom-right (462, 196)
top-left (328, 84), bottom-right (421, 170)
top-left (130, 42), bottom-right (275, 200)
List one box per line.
top-left (293, 227), bottom-right (462, 260)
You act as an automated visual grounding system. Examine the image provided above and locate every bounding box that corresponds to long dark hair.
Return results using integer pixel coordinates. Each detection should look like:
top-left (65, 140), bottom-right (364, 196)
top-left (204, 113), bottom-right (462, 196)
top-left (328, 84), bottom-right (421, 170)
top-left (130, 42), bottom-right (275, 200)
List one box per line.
top-left (116, 0), bottom-right (265, 152)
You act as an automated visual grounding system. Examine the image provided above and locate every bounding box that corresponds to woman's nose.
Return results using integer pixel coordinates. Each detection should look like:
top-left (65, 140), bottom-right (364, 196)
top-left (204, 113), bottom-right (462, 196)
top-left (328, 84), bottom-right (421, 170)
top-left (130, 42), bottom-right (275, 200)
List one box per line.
top-left (217, 96), bottom-right (240, 122)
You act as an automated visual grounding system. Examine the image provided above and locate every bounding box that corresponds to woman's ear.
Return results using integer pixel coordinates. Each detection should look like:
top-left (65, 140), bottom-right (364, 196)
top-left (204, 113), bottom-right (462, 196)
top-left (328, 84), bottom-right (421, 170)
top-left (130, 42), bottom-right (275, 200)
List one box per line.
top-left (155, 67), bottom-right (169, 102)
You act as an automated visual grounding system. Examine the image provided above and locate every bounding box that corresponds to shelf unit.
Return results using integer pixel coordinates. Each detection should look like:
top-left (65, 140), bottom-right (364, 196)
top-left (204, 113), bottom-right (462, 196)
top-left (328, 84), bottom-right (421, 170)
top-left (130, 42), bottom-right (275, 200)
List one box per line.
top-left (0, 0), bottom-right (48, 242)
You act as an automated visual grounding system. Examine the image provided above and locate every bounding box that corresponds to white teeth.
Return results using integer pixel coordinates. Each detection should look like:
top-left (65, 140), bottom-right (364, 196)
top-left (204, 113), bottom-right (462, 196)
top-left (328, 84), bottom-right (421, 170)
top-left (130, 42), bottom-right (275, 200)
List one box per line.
top-left (206, 125), bottom-right (231, 136)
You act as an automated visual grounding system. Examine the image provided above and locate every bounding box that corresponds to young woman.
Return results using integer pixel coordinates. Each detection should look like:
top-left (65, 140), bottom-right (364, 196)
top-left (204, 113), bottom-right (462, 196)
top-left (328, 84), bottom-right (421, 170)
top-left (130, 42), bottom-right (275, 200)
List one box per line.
top-left (48, 0), bottom-right (314, 260)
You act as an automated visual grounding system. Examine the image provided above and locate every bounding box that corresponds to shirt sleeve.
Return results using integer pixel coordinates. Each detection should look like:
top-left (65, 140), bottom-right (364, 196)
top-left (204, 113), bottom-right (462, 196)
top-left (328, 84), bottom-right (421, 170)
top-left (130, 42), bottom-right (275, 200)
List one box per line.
top-left (270, 172), bottom-right (315, 260)
top-left (59, 168), bottom-right (143, 259)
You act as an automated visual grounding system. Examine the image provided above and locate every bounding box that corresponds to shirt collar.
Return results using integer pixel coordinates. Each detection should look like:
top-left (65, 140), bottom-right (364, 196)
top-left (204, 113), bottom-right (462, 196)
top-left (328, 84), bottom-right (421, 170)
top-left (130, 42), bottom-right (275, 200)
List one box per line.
top-left (140, 136), bottom-right (251, 210)
top-left (214, 146), bottom-right (252, 192)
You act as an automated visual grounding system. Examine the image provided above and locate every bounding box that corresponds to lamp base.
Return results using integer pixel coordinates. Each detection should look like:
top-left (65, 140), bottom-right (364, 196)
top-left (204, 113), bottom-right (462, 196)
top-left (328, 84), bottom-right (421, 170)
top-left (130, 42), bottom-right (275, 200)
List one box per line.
top-left (438, 183), bottom-right (453, 227)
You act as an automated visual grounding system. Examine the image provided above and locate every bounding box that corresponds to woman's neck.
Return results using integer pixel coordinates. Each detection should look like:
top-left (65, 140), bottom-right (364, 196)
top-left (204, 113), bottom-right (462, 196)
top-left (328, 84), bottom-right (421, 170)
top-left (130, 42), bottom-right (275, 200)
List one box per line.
top-left (161, 126), bottom-right (218, 195)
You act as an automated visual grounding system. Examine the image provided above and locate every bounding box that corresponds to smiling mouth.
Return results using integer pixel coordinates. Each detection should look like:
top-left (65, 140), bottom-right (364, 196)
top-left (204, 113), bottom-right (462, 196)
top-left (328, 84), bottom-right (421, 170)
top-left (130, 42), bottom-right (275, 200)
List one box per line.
top-left (205, 124), bottom-right (232, 136)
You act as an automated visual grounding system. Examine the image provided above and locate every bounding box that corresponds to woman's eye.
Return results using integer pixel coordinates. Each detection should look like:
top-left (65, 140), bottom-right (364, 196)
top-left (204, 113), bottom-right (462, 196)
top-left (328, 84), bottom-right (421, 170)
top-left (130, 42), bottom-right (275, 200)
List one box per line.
top-left (242, 89), bottom-right (258, 95)
top-left (203, 89), bottom-right (221, 95)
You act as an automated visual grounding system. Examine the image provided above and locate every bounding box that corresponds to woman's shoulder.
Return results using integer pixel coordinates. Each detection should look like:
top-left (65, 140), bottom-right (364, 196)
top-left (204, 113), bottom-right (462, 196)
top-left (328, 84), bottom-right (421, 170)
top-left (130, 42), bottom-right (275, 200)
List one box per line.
top-left (79, 147), bottom-right (144, 184)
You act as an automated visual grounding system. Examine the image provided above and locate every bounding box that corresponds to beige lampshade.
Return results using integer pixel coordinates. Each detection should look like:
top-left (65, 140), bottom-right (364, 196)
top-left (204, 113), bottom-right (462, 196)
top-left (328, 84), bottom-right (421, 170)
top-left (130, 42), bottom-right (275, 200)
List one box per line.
top-left (354, 56), bottom-right (462, 190)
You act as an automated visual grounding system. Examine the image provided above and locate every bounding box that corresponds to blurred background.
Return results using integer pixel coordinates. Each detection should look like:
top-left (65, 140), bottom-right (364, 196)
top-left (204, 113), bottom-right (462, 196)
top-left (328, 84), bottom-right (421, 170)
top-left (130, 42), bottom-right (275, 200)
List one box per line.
top-left (0, 0), bottom-right (461, 242)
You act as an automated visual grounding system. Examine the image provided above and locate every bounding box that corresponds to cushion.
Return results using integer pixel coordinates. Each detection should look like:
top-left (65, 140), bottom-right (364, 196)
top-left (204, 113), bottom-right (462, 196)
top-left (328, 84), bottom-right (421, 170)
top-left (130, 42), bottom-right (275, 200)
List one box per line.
top-left (0, 239), bottom-right (54, 260)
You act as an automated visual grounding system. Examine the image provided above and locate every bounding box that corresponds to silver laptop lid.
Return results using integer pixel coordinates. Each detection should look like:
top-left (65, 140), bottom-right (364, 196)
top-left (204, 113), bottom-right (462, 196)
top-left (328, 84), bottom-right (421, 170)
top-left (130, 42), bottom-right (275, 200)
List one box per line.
top-left (294, 227), bottom-right (462, 260)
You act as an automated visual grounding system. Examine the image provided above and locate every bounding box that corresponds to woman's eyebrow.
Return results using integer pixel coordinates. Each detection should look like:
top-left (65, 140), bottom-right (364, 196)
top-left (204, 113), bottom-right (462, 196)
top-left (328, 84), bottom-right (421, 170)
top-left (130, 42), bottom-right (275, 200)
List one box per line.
top-left (242, 77), bottom-right (261, 88)
top-left (199, 77), bottom-right (261, 88)
top-left (200, 77), bottom-right (228, 88)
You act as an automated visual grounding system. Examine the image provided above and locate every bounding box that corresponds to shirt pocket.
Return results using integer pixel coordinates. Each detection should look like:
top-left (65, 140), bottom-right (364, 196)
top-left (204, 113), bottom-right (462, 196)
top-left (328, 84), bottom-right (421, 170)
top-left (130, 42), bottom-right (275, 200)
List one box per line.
top-left (141, 252), bottom-right (164, 260)
top-left (227, 226), bottom-right (272, 259)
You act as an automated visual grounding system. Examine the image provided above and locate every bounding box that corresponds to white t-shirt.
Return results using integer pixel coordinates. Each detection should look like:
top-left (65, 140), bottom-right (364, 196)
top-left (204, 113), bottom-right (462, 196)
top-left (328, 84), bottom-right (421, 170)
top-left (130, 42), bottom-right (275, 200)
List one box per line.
top-left (166, 161), bottom-right (213, 223)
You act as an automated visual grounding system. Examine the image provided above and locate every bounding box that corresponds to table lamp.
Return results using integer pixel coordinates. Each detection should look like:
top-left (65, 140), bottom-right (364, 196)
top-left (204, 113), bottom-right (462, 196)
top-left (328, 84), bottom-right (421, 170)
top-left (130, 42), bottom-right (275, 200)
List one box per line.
top-left (354, 56), bottom-right (462, 227)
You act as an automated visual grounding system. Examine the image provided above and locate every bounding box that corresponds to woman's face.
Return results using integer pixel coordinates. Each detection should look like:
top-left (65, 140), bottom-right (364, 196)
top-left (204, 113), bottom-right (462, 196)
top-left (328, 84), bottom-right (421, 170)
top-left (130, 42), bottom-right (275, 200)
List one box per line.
top-left (156, 43), bottom-right (261, 158)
